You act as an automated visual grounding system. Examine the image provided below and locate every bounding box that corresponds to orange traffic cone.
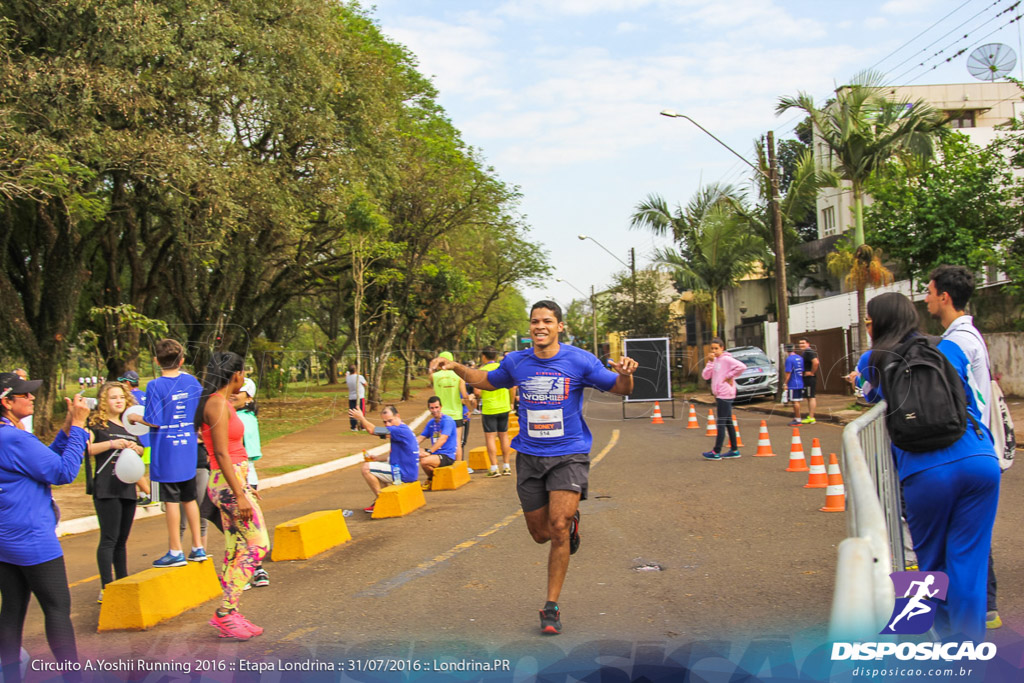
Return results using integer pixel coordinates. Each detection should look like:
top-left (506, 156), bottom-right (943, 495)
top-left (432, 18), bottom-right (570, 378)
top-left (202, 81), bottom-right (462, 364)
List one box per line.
top-left (803, 439), bottom-right (828, 488)
top-left (754, 420), bottom-right (776, 457)
top-left (705, 409), bottom-right (717, 437)
top-left (785, 428), bottom-right (809, 472)
top-left (731, 416), bottom-right (744, 448)
top-left (651, 401), bottom-right (665, 424)
top-left (686, 403), bottom-right (700, 429)
top-left (820, 453), bottom-right (846, 512)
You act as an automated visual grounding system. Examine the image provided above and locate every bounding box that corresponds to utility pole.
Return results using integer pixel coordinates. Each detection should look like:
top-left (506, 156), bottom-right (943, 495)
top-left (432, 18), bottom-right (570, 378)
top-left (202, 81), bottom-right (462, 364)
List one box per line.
top-left (591, 285), bottom-right (599, 357)
top-left (767, 131), bottom-right (789, 376)
top-left (630, 246), bottom-right (637, 320)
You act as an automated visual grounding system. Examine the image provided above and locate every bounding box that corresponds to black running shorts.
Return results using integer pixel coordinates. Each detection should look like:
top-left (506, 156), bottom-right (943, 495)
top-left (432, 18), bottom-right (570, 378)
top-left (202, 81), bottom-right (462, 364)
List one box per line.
top-left (803, 375), bottom-right (817, 398)
top-left (159, 478), bottom-right (198, 503)
top-left (515, 452), bottom-right (589, 512)
top-left (481, 412), bottom-right (509, 433)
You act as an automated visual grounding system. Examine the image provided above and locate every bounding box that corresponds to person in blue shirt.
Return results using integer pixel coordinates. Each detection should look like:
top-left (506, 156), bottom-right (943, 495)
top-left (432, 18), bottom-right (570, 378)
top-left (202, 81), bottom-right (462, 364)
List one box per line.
top-left (783, 344), bottom-right (805, 425)
top-left (0, 373), bottom-right (91, 683)
top-left (417, 396), bottom-right (458, 489)
top-left (430, 300), bottom-right (638, 636)
top-left (349, 405), bottom-right (420, 514)
top-left (127, 339), bottom-right (207, 567)
top-left (849, 292), bottom-right (999, 642)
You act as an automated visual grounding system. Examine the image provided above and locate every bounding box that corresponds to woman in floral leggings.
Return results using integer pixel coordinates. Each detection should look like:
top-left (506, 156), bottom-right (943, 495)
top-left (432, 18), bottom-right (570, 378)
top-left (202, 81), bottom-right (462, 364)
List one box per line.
top-left (198, 352), bottom-right (269, 640)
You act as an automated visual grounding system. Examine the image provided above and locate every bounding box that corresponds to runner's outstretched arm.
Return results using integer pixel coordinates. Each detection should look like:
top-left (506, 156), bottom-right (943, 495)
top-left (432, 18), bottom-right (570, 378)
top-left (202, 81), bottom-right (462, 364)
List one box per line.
top-left (430, 357), bottom-right (495, 391)
top-left (608, 356), bottom-right (638, 396)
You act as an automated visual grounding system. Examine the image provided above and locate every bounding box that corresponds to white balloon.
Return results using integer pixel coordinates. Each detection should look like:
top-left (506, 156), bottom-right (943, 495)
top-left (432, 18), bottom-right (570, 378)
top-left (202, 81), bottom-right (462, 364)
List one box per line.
top-left (122, 405), bottom-right (149, 436)
top-left (113, 449), bottom-right (145, 484)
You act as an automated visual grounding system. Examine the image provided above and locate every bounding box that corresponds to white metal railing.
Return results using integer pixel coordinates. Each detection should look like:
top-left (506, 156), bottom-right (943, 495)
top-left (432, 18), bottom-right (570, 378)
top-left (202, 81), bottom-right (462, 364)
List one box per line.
top-left (829, 401), bottom-right (900, 641)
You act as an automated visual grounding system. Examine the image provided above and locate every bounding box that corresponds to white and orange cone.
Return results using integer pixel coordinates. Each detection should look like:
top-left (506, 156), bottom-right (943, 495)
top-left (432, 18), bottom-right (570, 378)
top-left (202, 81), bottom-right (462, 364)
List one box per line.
top-left (803, 438), bottom-right (828, 488)
top-left (820, 453), bottom-right (846, 512)
top-left (754, 420), bottom-right (775, 457)
top-left (731, 416), bottom-right (744, 448)
top-left (705, 409), bottom-right (717, 437)
top-left (686, 403), bottom-right (700, 429)
top-left (651, 401), bottom-right (665, 425)
top-left (785, 428), bottom-right (809, 472)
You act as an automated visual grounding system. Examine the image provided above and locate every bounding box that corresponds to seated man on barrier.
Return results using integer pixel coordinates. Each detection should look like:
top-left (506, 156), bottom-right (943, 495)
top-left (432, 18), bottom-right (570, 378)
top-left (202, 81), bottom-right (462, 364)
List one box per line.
top-left (348, 405), bottom-right (420, 514)
top-left (417, 396), bottom-right (458, 490)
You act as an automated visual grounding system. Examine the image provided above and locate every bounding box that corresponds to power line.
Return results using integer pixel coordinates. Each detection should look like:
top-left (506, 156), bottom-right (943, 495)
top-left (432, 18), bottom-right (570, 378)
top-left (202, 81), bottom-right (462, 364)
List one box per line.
top-left (900, 10), bottom-right (1024, 84)
top-left (869, 0), bottom-right (982, 73)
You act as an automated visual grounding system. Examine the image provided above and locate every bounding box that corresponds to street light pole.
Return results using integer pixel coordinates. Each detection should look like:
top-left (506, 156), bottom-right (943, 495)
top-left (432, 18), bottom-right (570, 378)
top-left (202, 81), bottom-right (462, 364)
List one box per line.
top-left (578, 233), bottom-right (637, 327)
top-left (660, 110), bottom-right (790, 378)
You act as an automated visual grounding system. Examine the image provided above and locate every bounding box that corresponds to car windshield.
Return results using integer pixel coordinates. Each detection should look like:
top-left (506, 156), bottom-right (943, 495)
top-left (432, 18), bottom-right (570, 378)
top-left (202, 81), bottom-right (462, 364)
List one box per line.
top-left (731, 351), bottom-right (772, 368)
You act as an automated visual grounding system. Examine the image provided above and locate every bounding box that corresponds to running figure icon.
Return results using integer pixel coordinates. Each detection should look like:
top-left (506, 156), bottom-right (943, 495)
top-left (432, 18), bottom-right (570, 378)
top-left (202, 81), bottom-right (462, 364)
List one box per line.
top-left (888, 574), bottom-right (940, 631)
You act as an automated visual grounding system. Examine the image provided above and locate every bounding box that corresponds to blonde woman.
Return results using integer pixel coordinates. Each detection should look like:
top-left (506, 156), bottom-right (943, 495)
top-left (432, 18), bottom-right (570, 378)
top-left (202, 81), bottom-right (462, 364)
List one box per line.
top-left (85, 382), bottom-right (143, 602)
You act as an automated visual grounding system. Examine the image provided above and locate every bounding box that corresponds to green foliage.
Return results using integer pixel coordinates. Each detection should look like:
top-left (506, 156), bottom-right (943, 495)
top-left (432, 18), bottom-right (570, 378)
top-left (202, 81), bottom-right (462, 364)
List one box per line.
top-left (599, 269), bottom-right (672, 338)
top-left (865, 132), bottom-right (1015, 287)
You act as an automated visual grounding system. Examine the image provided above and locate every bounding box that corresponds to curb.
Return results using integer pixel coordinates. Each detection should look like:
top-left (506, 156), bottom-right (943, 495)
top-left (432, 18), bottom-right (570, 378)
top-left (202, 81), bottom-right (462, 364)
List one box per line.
top-left (56, 410), bottom-right (431, 538)
top-left (683, 394), bottom-right (865, 426)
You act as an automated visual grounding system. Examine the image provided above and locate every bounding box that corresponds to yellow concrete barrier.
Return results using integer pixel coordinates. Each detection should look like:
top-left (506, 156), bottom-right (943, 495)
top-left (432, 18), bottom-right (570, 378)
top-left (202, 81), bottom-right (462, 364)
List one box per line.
top-left (468, 446), bottom-right (491, 470)
top-left (431, 460), bottom-right (471, 490)
top-left (98, 560), bottom-right (222, 631)
top-left (271, 510), bottom-right (352, 561)
top-left (372, 482), bottom-right (426, 518)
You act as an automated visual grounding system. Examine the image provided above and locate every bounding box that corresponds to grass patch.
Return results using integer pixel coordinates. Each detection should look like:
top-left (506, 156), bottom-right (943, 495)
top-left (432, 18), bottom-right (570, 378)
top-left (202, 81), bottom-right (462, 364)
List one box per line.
top-left (258, 464), bottom-right (311, 476)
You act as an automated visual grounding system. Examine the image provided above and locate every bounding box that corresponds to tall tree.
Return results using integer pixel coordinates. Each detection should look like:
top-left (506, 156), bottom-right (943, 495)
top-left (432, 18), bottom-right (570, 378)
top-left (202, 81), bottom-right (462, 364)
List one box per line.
top-left (776, 71), bottom-right (946, 350)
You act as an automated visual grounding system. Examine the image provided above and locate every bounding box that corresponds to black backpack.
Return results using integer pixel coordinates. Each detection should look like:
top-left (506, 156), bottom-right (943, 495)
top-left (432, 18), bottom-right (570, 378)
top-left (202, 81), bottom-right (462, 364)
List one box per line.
top-left (879, 335), bottom-right (981, 452)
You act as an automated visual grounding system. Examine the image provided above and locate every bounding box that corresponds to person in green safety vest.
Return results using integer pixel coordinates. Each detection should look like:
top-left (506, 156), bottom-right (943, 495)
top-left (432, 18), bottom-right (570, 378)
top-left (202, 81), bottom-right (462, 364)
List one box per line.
top-left (430, 351), bottom-right (475, 463)
top-left (474, 346), bottom-right (516, 477)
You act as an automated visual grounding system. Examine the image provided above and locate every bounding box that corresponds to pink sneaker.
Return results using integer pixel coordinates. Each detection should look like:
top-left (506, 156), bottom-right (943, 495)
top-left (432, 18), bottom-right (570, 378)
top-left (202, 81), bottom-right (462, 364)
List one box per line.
top-left (236, 613), bottom-right (263, 637)
top-left (209, 611), bottom-right (253, 640)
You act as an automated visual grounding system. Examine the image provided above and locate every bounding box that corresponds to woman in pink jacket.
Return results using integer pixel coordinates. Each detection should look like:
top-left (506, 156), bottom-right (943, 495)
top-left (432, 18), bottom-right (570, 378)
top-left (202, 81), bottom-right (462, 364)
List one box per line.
top-left (700, 338), bottom-right (748, 460)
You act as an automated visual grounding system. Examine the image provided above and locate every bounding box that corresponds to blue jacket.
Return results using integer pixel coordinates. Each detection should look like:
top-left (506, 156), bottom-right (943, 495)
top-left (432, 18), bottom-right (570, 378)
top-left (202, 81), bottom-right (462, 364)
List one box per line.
top-left (0, 425), bottom-right (89, 565)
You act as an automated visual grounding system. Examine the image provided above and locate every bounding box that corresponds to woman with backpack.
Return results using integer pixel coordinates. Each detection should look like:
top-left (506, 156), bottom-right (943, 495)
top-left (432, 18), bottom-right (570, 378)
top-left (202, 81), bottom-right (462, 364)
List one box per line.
top-left (850, 292), bottom-right (999, 641)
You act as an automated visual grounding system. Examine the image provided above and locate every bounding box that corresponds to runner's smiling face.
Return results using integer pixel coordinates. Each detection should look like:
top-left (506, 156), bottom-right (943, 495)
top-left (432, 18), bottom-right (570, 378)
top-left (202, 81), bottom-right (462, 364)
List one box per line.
top-left (530, 307), bottom-right (564, 350)
top-left (428, 400), bottom-right (443, 420)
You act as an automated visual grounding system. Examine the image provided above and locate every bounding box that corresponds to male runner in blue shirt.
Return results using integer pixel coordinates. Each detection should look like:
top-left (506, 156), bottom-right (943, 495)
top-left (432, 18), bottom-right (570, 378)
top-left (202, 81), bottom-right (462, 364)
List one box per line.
top-left (431, 300), bottom-right (637, 635)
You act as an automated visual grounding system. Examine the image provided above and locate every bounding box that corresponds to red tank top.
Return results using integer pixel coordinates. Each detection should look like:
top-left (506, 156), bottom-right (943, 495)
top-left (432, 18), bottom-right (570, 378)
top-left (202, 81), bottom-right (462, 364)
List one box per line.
top-left (201, 395), bottom-right (248, 469)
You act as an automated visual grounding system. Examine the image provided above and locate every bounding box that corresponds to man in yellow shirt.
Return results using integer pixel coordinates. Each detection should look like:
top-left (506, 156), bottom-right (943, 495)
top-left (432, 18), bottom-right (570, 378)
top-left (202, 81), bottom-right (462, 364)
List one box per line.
top-left (430, 351), bottom-right (474, 462)
top-left (474, 347), bottom-right (516, 477)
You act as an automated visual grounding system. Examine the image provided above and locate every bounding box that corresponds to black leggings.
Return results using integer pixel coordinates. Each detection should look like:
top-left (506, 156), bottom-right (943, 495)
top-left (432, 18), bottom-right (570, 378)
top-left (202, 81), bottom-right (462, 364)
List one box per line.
top-left (94, 497), bottom-right (137, 587)
top-left (0, 557), bottom-right (78, 683)
top-left (713, 398), bottom-right (738, 453)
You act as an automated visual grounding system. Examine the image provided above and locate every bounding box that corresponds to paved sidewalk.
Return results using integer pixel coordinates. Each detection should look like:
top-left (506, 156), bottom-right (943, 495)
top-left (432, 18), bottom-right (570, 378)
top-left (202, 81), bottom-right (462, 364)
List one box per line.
top-left (685, 391), bottom-right (866, 425)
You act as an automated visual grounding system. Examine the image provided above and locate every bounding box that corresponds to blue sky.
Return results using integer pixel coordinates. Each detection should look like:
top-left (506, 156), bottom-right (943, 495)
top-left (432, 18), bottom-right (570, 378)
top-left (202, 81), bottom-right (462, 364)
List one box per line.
top-left (370, 0), bottom-right (1024, 309)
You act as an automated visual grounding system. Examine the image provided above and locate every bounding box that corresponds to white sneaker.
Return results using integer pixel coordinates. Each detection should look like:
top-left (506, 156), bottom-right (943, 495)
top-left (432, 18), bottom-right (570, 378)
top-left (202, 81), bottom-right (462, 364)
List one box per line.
top-left (466, 467), bottom-right (475, 474)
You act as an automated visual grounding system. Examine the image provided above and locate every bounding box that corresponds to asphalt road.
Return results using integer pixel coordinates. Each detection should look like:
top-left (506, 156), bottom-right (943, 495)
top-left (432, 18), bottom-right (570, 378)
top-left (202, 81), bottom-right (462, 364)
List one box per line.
top-left (17, 393), bottom-right (1024, 680)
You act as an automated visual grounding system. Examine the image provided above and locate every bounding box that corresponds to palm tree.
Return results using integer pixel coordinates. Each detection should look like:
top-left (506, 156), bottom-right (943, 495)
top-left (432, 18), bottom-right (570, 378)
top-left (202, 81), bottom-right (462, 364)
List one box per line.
top-left (776, 70), bottom-right (946, 349)
top-left (632, 193), bottom-right (764, 337)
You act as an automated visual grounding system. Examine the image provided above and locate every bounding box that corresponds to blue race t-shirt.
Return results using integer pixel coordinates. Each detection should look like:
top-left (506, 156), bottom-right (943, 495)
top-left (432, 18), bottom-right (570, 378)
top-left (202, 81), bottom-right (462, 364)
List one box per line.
top-left (487, 344), bottom-right (618, 457)
top-left (386, 423), bottom-right (421, 483)
top-left (855, 338), bottom-right (996, 481)
top-left (785, 354), bottom-right (804, 389)
top-left (143, 373), bottom-right (203, 483)
top-left (420, 415), bottom-right (457, 457)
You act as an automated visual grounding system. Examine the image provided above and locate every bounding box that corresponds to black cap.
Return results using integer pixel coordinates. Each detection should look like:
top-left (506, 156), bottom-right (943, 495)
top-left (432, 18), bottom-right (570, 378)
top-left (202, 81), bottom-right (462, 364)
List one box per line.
top-left (118, 370), bottom-right (140, 384)
top-left (0, 372), bottom-right (42, 399)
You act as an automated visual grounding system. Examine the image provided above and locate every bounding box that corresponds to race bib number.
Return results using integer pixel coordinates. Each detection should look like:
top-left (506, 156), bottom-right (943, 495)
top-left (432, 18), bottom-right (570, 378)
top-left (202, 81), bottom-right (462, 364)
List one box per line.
top-left (527, 409), bottom-right (564, 438)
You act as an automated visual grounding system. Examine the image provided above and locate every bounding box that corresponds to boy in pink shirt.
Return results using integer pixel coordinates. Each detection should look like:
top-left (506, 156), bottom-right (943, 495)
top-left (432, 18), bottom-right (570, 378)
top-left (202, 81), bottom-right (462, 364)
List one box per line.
top-left (700, 338), bottom-right (747, 460)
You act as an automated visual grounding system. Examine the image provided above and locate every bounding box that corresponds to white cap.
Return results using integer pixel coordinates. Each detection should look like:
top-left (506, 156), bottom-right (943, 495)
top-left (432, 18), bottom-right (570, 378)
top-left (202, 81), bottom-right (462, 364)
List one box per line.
top-left (239, 378), bottom-right (257, 398)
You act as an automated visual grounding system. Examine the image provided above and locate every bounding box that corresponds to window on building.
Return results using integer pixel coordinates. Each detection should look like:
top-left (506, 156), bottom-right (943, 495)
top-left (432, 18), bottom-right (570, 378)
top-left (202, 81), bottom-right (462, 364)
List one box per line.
top-left (946, 110), bottom-right (976, 128)
top-left (821, 206), bottom-right (836, 236)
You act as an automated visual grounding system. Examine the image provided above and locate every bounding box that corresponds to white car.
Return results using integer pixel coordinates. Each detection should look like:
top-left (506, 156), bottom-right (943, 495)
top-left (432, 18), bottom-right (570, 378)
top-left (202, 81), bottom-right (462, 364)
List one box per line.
top-left (727, 346), bottom-right (778, 401)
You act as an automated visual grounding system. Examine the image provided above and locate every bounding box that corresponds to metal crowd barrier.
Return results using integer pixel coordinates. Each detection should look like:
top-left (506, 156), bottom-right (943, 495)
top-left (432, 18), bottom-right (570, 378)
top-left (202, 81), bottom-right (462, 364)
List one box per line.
top-left (829, 401), bottom-right (900, 641)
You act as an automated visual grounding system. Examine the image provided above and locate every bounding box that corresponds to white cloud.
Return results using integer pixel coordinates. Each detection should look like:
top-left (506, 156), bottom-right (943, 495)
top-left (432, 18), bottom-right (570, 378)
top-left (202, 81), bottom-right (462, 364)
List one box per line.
top-left (864, 16), bottom-right (889, 30)
top-left (615, 21), bottom-right (643, 34)
top-left (881, 0), bottom-right (938, 15)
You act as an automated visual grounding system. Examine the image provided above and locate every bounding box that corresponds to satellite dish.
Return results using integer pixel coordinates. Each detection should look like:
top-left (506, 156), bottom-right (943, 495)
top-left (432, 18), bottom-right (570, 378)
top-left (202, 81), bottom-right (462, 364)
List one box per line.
top-left (967, 43), bottom-right (1016, 81)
